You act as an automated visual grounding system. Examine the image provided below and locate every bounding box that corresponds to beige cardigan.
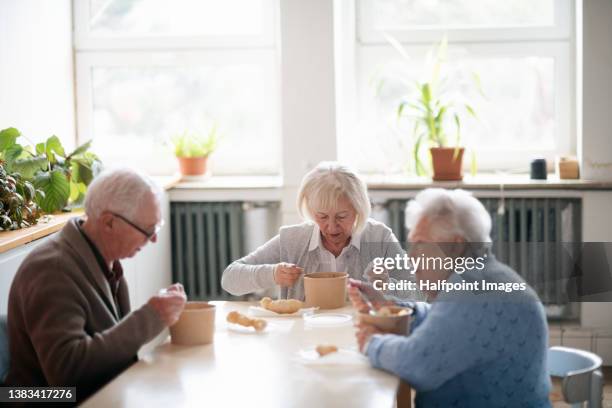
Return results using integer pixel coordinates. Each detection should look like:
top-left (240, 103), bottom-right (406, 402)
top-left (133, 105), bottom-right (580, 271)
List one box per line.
top-left (5, 218), bottom-right (164, 402)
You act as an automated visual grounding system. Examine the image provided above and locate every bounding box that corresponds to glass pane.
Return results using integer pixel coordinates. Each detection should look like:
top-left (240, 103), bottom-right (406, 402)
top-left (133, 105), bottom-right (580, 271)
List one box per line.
top-left (344, 51), bottom-right (555, 175)
top-left (365, 0), bottom-right (555, 29)
top-left (91, 63), bottom-right (279, 175)
top-left (89, 0), bottom-right (266, 37)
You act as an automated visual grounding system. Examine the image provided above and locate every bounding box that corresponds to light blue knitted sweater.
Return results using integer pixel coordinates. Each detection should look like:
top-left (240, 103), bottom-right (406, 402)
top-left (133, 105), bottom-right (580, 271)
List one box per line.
top-left (366, 255), bottom-right (551, 407)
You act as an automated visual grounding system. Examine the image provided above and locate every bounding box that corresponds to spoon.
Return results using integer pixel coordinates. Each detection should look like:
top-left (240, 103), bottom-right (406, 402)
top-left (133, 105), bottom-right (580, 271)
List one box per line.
top-left (358, 290), bottom-right (379, 316)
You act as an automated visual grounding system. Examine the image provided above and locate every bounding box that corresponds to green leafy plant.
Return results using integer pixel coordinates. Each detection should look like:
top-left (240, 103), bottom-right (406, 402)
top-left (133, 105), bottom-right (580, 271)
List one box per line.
top-left (0, 127), bottom-right (102, 216)
top-left (378, 35), bottom-right (483, 176)
top-left (172, 127), bottom-right (218, 158)
top-left (0, 164), bottom-right (43, 230)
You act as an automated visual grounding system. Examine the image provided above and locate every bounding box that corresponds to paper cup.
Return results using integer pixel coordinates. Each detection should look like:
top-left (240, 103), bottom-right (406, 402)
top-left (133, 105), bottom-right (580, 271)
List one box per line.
top-left (170, 302), bottom-right (216, 345)
top-left (304, 272), bottom-right (348, 309)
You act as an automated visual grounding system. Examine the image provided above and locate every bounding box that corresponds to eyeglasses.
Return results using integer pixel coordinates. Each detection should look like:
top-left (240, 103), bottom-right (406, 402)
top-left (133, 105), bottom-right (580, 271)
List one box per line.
top-left (111, 212), bottom-right (164, 241)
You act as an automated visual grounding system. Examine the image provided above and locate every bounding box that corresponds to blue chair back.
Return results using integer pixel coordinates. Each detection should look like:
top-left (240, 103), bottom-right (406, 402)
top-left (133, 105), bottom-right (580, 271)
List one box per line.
top-left (548, 346), bottom-right (604, 408)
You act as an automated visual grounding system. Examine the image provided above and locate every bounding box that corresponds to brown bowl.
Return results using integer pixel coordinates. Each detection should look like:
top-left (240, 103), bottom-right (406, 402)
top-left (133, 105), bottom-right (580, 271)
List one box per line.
top-left (358, 306), bottom-right (412, 335)
top-left (170, 302), bottom-right (216, 345)
top-left (303, 272), bottom-right (348, 309)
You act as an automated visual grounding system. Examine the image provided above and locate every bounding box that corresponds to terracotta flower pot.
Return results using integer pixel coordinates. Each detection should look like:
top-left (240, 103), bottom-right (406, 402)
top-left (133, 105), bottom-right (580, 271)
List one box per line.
top-left (178, 156), bottom-right (208, 176)
top-left (430, 147), bottom-right (464, 181)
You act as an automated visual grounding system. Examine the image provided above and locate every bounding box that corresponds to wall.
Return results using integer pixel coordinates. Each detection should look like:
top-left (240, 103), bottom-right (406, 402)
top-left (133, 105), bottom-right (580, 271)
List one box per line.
top-left (279, 0), bottom-right (338, 226)
top-left (580, 0), bottom-right (612, 180)
top-left (0, 0), bottom-right (75, 147)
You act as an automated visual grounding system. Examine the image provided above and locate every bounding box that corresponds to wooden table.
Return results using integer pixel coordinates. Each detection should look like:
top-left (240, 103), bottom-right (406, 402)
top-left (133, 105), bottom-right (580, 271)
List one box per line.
top-left (83, 301), bottom-right (402, 408)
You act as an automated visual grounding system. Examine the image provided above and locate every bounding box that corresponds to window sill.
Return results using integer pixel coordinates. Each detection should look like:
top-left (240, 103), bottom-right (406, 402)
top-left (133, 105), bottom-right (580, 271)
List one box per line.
top-left (364, 174), bottom-right (612, 191)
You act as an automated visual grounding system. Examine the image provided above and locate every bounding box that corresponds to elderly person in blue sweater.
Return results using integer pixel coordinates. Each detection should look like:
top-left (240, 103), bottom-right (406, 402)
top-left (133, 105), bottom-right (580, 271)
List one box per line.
top-left (222, 162), bottom-right (418, 300)
top-left (351, 188), bottom-right (551, 407)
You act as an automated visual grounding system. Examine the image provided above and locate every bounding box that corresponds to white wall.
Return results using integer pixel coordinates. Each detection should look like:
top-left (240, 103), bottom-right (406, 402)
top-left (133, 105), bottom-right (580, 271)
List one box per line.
top-left (279, 0), bottom-right (338, 225)
top-left (579, 0), bottom-right (612, 181)
top-left (0, 0), bottom-right (75, 147)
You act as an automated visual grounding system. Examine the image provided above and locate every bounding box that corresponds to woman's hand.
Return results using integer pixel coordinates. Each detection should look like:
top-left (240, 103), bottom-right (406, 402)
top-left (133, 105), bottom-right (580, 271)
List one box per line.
top-left (355, 322), bottom-right (384, 353)
top-left (273, 263), bottom-right (303, 287)
top-left (347, 279), bottom-right (394, 313)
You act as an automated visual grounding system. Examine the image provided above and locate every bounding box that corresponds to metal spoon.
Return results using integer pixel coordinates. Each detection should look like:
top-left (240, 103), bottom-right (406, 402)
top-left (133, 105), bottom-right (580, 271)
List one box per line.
top-left (358, 290), bottom-right (378, 316)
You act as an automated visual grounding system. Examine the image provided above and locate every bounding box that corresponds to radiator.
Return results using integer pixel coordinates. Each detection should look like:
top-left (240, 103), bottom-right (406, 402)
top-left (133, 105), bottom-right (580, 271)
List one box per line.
top-left (383, 197), bottom-right (582, 311)
top-left (171, 202), bottom-right (245, 300)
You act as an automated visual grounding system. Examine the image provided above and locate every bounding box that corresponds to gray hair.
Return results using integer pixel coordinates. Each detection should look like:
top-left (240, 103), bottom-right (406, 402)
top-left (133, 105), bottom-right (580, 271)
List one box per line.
top-left (85, 167), bottom-right (162, 220)
top-left (297, 162), bottom-right (371, 233)
top-left (405, 188), bottom-right (492, 243)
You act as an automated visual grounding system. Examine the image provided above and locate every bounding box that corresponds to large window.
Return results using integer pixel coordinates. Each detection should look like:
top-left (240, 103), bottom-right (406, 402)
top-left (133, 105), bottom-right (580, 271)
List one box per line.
top-left (337, 0), bottom-right (574, 176)
top-left (74, 0), bottom-right (280, 175)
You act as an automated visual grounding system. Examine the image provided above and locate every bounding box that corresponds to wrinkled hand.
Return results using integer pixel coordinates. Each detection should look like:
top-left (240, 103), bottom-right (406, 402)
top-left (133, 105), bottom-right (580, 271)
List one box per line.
top-left (148, 283), bottom-right (187, 326)
top-left (347, 279), bottom-right (393, 313)
top-left (355, 322), bottom-right (385, 353)
top-left (273, 263), bottom-right (303, 287)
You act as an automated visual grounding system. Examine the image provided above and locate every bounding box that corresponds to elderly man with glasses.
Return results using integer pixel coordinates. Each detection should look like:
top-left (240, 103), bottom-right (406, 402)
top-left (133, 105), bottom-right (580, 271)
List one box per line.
top-left (4, 168), bottom-right (186, 402)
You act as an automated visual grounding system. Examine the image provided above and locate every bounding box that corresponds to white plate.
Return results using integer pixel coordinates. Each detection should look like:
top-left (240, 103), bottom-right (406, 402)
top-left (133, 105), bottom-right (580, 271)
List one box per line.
top-left (303, 313), bottom-right (352, 327)
top-left (248, 306), bottom-right (318, 318)
top-left (295, 348), bottom-right (369, 366)
top-left (226, 322), bottom-right (266, 334)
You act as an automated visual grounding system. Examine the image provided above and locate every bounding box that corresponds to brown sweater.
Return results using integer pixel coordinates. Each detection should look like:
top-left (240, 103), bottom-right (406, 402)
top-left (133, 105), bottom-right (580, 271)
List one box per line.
top-left (5, 218), bottom-right (165, 402)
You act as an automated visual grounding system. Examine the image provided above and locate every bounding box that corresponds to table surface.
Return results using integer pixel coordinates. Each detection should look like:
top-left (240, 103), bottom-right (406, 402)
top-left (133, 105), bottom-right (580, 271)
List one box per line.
top-left (82, 301), bottom-right (400, 408)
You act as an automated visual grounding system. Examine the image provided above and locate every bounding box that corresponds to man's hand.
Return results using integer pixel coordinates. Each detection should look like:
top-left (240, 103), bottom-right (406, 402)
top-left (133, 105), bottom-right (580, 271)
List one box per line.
top-left (273, 263), bottom-right (303, 287)
top-left (148, 283), bottom-right (187, 326)
top-left (347, 279), bottom-right (394, 313)
top-left (355, 322), bottom-right (384, 353)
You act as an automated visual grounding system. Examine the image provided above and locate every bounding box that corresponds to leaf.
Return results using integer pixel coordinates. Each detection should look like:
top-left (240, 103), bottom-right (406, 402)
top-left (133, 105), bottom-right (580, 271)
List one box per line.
top-left (10, 156), bottom-right (48, 179)
top-left (67, 140), bottom-right (93, 158)
top-left (465, 104), bottom-right (477, 119)
top-left (414, 132), bottom-right (427, 176)
top-left (470, 150), bottom-right (478, 176)
top-left (382, 33), bottom-right (411, 62)
top-left (454, 113), bottom-right (461, 148)
top-left (0, 127), bottom-right (20, 151)
top-left (35, 142), bottom-right (45, 155)
top-left (3, 144), bottom-right (24, 166)
top-left (45, 135), bottom-right (66, 163)
top-left (71, 159), bottom-right (94, 185)
top-left (33, 169), bottom-right (70, 213)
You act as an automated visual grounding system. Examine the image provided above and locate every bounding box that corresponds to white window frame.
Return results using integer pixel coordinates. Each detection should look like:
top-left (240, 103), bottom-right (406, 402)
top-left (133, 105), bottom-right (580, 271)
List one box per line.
top-left (338, 0), bottom-right (576, 174)
top-left (73, 0), bottom-right (281, 176)
top-left (73, 0), bottom-right (278, 50)
top-left (357, 0), bottom-right (573, 44)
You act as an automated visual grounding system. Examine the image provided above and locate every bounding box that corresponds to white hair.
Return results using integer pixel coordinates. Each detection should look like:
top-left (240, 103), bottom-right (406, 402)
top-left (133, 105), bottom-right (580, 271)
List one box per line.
top-left (85, 167), bottom-right (162, 220)
top-left (297, 162), bottom-right (371, 234)
top-left (405, 188), bottom-right (492, 243)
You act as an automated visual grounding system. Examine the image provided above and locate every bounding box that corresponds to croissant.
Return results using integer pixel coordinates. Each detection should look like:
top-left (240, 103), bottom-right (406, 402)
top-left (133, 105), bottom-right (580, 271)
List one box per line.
top-left (316, 345), bottom-right (338, 356)
top-left (260, 297), bottom-right (303, 314)
top-left (227, 311), bottom-right (267, 332)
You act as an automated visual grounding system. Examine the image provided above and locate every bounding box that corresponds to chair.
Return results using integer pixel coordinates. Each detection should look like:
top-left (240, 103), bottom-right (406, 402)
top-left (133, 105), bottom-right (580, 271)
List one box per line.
top-left (0, 315), bottom-right (8, 383)
top-left (548, 346), bottom-right (604, 408)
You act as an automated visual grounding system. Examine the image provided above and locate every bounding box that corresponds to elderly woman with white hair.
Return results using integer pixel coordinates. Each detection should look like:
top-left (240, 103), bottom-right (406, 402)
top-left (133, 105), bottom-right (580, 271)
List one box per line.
top-left (350, 188), bottom-right (551, 407)
top-left (221, 162), bottom-right (410, 300)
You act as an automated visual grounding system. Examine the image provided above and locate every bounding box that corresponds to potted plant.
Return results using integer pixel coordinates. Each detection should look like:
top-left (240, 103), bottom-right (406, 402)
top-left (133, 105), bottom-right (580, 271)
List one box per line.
top-left (0, 127), bottom-right (102, 220)
top-left (382, 36), bottom-right (482, 181)
top-left (172, 127), bottom-right (218, 177)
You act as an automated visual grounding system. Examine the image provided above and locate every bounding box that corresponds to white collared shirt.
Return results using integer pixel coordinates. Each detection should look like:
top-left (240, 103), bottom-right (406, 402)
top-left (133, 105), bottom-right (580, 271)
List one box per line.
top-left (307, 224), bottom-right (362, 273)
